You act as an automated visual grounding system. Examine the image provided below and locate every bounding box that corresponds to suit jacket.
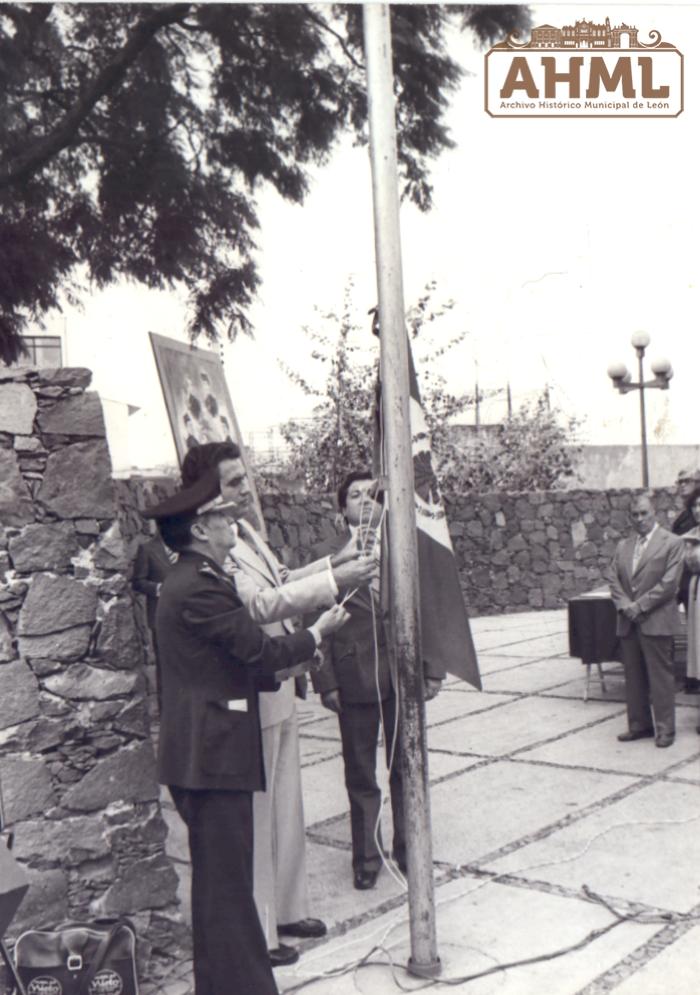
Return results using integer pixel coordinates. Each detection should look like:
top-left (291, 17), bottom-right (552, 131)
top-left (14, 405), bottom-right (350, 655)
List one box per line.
top-left (227, 519), bottom-right (337, 727)
top-left (309, 531), bottom-right (445, 704)
top-left (155, 549), bottom-right (317, 791)
top-left (609, 525), bottom-right (683, 637)
top-left (132, 536), bottom-right (175, 628)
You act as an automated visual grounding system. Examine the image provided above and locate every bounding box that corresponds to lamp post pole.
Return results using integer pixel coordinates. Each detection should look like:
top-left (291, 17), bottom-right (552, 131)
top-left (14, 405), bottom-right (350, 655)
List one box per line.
top-left (607, 332), bottom-right (673, 488)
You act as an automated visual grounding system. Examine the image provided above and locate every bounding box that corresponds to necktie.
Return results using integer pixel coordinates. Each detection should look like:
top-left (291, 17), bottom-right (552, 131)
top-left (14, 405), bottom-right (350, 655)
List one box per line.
top-left (632, 535), bottom-right (647, 571)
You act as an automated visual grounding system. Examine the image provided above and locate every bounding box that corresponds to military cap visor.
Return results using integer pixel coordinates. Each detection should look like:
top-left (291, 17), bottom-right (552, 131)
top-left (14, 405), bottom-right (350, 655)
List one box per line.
top-left (144, 469), bottom-right (238, 520)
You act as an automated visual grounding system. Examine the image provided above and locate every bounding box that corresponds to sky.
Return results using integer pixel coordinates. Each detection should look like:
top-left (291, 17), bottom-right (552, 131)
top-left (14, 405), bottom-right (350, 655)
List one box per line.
top-left (41, 2), bottom-right (700, 470)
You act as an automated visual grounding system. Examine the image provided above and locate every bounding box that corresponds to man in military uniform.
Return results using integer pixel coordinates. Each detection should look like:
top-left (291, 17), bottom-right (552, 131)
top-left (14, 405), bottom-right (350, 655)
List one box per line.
top-left (146, 473), bottom-right (349, 995)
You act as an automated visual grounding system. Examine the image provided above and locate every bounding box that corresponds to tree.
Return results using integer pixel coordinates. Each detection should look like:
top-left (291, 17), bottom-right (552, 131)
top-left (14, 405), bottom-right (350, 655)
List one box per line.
top-left (269, 278), bottom-right (492, 492)
top-left (0, 3), bottom-right (530, 363)
top-left (440, 391), bottom-right (583, 494)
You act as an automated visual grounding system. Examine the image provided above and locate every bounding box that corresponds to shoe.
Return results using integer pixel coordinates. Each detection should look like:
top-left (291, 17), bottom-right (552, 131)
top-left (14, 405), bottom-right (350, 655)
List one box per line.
top-left (269, 944), bottom-right (299, 968)
top-left (353, 868), bottom-right (379, 890)
top-left (617, 729), bottom-right (655, 742)
top-left (278, 918), bottom-right (327, 939)
top-left (655, 734), bottom-right (675, 748)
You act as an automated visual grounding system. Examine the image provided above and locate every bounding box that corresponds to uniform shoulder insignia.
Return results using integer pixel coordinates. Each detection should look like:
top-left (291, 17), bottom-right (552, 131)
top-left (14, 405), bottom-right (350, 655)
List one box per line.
top-left (199, 563), bottom-right (220, 580)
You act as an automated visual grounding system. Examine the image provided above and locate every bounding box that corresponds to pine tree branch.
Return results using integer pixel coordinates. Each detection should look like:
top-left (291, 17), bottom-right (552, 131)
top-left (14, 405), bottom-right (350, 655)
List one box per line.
top-left (0, 3), bottom-right (191, 191)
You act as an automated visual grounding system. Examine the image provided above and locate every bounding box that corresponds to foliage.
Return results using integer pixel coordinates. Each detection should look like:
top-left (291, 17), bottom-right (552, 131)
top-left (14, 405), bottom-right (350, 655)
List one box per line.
top-left (272, 279), bottom-right (489, 493)
top-left (0, 3), bottom-right (530, 363)
top-left (440, 392), bottom-right (583, 494)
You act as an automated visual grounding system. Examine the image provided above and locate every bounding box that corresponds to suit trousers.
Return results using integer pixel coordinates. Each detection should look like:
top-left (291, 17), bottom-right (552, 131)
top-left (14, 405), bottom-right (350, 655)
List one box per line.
top-left (253, 710), bottom-right (310, 948)
top-left (338, 694), bottom-right (405, 873)
top-left (620, 628), bottom-right (676, 737)
top-left (170, 786), bottom-right (278, 995)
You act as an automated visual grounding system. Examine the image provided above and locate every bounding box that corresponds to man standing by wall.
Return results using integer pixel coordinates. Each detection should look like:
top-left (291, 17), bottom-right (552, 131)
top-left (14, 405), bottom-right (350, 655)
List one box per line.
top-left (181, 443), bottom-right (377, 966)
top-left (610, 492), bottom-right (684, 748)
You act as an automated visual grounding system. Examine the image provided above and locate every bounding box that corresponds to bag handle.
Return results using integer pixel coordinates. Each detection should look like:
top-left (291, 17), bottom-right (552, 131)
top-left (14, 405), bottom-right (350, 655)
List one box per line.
top-left (75, 920), bottom-right (131, 995)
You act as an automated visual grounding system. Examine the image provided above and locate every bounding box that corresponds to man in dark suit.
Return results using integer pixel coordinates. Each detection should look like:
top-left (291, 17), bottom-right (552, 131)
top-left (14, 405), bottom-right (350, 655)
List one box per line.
top-left (310, 470), bottom-right (444, 890)
top-left (146, 473), bottom-right (349, 995)
top-left (609, 492), bottom-right (684, 748)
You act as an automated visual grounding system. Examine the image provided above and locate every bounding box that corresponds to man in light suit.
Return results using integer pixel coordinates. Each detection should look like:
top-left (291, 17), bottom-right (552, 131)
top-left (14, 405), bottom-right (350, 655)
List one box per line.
top-left (609, 492), bottom-right (684, 748)
top-left (181, 443), bottom-right (376, 966)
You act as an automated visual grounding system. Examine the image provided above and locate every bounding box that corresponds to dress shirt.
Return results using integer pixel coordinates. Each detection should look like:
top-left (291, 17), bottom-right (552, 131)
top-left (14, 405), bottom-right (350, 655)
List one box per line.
top-left (632, 523), bottom-right (657, 572)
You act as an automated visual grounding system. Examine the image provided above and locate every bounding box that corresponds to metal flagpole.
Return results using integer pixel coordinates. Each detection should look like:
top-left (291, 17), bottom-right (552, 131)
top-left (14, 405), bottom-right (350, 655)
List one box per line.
top-left (362, 4), bottom-right (440, 976)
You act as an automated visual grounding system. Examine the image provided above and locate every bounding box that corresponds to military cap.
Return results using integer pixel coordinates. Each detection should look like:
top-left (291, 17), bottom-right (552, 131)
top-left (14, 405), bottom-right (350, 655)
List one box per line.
top-left (144, 468), bottom-right (237, 520)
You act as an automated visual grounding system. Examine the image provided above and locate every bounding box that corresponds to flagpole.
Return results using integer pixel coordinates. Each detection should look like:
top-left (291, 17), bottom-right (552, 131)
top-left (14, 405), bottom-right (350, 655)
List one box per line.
top-left (363, 4), bottom-right (440, 976)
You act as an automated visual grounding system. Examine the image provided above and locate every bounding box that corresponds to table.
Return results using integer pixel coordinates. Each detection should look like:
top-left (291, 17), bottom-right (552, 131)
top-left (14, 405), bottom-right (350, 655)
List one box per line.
top-left (568, 590), bottom-right (622, 701)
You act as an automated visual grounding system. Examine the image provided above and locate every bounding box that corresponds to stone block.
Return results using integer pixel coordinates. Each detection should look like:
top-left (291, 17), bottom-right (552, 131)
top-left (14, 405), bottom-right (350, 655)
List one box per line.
top-left (0, 448), bottom-right (34, 526)
top-left (12, 868), bottom-right (69, 933)
top-left (0, 383), bottom-right (37, 434)
top-left (43, 663), bottom-right (139, 701)
top-left (94, 523), bottom-right (130, 571)
top-left (0, 613), bottom-right (14, 661)
top-left (12, 814), bottom-right (109, 866)
top-left (96, 600), bottom-right (144, 669)
top-left (0, 757), bottom-right (55, 822)
top-left (75, 518), bottom-right (100, 535)
top-left (62, 742), bottom-right (159, 812)
top-left (0, 660), bottom-right (40, 729)
top-left (19, 574), bottom-right (97, 635)
top-left (19, 625), bottom-right (92, 661)
top-left (8, 522), bottom-right (79, 573)
top-left (37, 391), bottom-right (105, 436)
top-left (13, 435), bottom-right (42, 453)
top-left (571, 520), bottom-right (587, 547)
top-left (95, 854), bottom-right (178, 914)
top-left (37, 367), bottom-right (92, 389)
top-left (37, 441), bottom-right (115, 519)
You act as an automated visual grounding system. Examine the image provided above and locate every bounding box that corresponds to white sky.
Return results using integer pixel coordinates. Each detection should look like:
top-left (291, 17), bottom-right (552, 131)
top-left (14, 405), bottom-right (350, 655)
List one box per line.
top-left (42, 2), bottom-right (700, 469)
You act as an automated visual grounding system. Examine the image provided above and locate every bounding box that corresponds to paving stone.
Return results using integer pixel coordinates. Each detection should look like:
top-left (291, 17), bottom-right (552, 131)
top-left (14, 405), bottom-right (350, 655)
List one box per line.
top-left (524, 718), bottom-right (700, 777)
top-left (426, 696), bottom-right (623, 758)
top-left (613, 924), bottom-right (700, 995)
top-left (487, 779), bottom-right (700, 913)
top-left (481, 657), bottom-right (584, 694)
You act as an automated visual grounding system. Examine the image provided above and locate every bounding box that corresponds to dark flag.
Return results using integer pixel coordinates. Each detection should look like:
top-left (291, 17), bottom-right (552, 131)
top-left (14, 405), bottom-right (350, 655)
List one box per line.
top-left (373, 325), bottom-right (481, 689)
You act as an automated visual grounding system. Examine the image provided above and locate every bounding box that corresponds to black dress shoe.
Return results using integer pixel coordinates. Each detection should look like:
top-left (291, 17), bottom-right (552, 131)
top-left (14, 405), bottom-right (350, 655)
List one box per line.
top-left (617, 729), bottom-right (655, 742)
top-left (655, 733), bottom-right (675, 748)
top-left (353, 868), bottom-right (379, 890)
top-left (269, 944), bottom-right (299, 968)
top-left (278, 918), bottom-right (327, 939)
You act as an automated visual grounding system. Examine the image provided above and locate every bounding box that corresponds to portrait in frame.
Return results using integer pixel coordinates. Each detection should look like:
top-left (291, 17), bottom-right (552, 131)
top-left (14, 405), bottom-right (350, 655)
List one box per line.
top-left (149, 332), bottom-right (266, 535)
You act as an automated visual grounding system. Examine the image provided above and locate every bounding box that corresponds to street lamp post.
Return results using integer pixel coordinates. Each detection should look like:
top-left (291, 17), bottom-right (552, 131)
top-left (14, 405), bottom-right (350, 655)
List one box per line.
top-left (607, 331), bottom-right (673, 487)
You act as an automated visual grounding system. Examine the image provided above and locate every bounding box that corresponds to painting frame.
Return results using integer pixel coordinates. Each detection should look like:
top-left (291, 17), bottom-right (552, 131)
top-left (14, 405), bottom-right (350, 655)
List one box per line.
top-left (149, 332), bottom-right (266, 537)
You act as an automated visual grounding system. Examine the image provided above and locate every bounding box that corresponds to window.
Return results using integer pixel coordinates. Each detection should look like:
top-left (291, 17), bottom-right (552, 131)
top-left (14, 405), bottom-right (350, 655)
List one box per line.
top-left (18, 336), bottom-right (63, 367)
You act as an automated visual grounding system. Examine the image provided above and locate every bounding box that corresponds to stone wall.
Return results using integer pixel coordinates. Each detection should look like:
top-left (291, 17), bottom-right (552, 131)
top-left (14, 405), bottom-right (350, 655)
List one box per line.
top-left (0, 368), bottom-right (187, 991)
top-left (122, 484), bottom-right (681, 619)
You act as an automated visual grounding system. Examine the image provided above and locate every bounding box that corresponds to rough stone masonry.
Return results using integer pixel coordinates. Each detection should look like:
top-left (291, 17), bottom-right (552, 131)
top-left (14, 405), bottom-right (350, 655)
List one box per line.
top-left (0, 366), bottom-right (188, 991)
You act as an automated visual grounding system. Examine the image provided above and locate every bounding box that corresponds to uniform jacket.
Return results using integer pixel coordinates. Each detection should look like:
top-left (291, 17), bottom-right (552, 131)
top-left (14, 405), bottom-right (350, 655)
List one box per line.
top-left (132, 536), bottom-right (175, 628)
top-left (309, 530), bottom-right (444, 704)
top-left (609, 525), bottom-right (684, 637)
top-left (227, 519), bottom-right (337, 727)
top-left (155, 549), bottom-right (317, 791)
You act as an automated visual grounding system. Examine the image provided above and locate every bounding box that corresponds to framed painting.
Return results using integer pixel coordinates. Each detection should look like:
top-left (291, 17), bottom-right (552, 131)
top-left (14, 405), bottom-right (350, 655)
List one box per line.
top-left (149, 332), bottom-right (265, 535)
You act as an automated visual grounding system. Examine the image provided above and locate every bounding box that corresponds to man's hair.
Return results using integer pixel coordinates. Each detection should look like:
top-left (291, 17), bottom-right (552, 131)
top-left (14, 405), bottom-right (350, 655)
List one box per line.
top-left (687, 485), bottom-right (700, 510)
top-left (631, 491), bottom-right (655, 510)
top-left (337, 470), bottom-right (372, 510)
top-left (157, 514), bottom-right (197, 553)
top-left (181, 441), bottom-right (241, 487)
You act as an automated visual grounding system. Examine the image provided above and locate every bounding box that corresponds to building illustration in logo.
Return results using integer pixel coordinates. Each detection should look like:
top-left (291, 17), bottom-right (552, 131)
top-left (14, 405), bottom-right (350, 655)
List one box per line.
top-left (484, 14), bottom-right (683, 118)
top-left (530, 18), bottom-right (639, 49)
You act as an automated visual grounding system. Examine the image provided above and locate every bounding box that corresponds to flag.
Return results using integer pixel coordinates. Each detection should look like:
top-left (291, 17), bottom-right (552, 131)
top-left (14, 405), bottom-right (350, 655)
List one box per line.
top-left (374, 331), bottom-right (481, 690)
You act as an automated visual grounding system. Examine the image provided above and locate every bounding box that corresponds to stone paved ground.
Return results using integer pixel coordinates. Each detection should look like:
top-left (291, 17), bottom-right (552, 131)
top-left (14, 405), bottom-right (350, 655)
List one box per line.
top-left (154, 609), bottom-right (700, 995)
